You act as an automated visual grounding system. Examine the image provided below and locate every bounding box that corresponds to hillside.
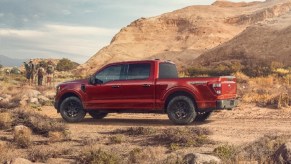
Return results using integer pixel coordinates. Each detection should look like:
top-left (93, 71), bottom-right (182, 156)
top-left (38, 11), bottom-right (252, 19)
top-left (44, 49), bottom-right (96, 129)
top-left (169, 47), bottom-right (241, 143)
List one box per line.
top-left (192, 7), bottom-right (291, 68)
top-left (0, 55), bottom-right (27, 67)
top-left (78, 0), bottom-right (291, 74)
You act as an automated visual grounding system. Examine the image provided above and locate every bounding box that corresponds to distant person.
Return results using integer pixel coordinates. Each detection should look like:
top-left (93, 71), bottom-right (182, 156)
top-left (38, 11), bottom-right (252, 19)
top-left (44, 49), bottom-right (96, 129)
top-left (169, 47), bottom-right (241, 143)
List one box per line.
top-left (46, 61), bottom-right (55, 86)
top-left (5, 69), bottom-right (10, 75)
top-left (24, 59), bottom-right (35, 85)
top-left (37, 63), bottom-right (45, 86)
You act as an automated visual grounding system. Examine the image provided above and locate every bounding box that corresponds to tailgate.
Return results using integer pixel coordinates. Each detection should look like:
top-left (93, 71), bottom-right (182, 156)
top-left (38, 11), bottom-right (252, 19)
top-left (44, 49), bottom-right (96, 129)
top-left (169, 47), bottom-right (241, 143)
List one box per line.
top-left (220, 76), bottom-right (237, 96)
top-left (210, 76), bottom-right (237, 99)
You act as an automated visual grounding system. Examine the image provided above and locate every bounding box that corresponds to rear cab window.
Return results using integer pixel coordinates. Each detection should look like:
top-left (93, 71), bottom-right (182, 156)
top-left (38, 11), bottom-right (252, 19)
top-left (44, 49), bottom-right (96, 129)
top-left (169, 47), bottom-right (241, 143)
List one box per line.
top-left (159, 62), bottom-right (178, 79)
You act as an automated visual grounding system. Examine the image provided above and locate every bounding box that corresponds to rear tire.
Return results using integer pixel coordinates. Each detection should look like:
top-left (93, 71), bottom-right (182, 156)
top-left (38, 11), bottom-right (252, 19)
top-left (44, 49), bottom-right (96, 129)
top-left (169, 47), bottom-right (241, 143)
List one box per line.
top-left (167, 96), bottom-right (197, 125)
top-left (59, 97), bottom-right (86, 123)
top-left (194, 112), bottom-right (212, 122)
top-left (88, 111), bottom-right (108, 119)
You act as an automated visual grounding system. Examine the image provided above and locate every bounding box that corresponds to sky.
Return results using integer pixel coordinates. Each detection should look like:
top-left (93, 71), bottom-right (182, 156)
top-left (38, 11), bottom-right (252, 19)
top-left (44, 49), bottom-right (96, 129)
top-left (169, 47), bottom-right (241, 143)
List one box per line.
top-left (0, 0), bottom-right (263, 64)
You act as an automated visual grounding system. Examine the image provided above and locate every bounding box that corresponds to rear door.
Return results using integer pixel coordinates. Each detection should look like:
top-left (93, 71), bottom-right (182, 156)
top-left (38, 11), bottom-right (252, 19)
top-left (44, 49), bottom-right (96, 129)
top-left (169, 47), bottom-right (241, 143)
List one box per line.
top-left (119, 62), bottom-right (155, 109)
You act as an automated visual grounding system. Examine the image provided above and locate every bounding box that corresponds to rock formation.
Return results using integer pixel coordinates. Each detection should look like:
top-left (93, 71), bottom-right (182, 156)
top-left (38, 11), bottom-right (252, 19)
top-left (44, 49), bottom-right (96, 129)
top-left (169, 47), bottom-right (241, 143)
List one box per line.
top-left (79, 0), bottom-right (291, 74)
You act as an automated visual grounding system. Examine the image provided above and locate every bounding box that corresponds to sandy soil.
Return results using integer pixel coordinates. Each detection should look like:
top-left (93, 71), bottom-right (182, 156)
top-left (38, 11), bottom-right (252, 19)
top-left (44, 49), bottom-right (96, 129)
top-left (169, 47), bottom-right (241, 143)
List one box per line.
top-left (40, 104), bottom-right (291, 148)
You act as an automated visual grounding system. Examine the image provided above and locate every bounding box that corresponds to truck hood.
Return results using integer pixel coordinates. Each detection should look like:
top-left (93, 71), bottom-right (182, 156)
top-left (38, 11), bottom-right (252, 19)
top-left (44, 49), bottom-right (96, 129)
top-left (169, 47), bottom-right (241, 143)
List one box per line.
top-left (60, 79), bottom-right (88, 85)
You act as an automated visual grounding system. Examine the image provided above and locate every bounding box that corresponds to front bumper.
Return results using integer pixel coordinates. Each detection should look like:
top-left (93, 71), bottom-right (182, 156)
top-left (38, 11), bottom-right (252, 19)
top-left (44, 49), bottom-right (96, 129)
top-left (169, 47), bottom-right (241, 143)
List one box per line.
top-left (54, 100), bottom-right (59, 112)
top-left (216, 99), bottom-right (238, 109)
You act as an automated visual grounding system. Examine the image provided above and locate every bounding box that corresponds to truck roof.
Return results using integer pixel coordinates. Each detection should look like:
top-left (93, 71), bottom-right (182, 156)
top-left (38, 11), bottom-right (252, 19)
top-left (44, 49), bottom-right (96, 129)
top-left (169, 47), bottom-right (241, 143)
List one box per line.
top-left (106, 59), bottom-right (175, 65)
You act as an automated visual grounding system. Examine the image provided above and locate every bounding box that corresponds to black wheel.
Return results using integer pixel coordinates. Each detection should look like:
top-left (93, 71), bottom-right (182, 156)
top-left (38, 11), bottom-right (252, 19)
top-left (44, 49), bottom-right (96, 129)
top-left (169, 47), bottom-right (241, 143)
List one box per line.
top-left (59, 97), bottom-right (86, 122)
top-left (88, 111), bottom-right (108, 119)
top-left (167, 96), bottom-right (197, 125)
top-left (194, 112), bottom-right (212, 122)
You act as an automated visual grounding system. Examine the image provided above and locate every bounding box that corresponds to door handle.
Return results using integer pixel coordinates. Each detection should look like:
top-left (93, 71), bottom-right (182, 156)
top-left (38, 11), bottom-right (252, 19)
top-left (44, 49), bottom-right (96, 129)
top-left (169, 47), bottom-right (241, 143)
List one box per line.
top-left (112, 85), bottom-right (120, 88)
top-left (143, 84), bottom-right (151, 87)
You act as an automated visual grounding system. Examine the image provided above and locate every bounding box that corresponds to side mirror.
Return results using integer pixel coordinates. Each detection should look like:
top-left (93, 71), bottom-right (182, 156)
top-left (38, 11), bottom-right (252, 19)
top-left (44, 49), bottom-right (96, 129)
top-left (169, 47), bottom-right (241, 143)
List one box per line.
top-left (88, 76), bottom-right (103, 85)
top-left (88, 75), bottom-right (95, 85)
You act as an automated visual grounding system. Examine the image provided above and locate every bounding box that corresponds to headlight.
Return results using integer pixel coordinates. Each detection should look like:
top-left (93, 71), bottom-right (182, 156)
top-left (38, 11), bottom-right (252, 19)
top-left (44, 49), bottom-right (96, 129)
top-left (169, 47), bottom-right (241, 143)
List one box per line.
top-left (56, 85), bottom-right (61, 93)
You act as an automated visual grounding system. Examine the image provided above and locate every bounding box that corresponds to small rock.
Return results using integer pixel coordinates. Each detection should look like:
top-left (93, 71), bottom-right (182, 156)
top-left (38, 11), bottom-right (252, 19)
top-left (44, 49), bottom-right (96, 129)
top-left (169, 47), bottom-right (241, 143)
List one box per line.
top-left (10, 158), bottom-right (33, 164)
top-left (273, 142), bottom-right (291, 163)
top-left (25, 89), bottom-right (41, 98)
top-left (0, 96), bottom-right (4, 101)
top-left (30, 97), bottom-right (39, 104)
top-left (183, 153), bottom-right (221, 164)
top-left (38, 95), bottom-right (50, 105)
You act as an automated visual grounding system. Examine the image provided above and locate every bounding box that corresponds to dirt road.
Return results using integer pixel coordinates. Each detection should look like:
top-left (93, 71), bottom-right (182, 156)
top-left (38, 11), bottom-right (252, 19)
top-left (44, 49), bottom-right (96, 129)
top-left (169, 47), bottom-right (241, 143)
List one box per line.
top-left (40, 104), bottom-right (291, 147)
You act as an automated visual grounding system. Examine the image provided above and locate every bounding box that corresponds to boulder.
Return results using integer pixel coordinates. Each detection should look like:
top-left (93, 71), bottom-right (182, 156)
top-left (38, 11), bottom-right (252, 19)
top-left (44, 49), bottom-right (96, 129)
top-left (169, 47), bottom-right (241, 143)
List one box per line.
top-left (10, 158), bottom-right (33, 164)
top-left (273, 142), bottom-right (291, 163)
top-left (183, 153), bottom-right (221, 164)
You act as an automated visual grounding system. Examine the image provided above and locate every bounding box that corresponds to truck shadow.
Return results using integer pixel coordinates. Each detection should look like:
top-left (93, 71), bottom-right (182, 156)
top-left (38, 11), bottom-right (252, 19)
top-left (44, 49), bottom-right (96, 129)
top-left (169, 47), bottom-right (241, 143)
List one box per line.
top-left (64, 118), bottom-right (215, 127)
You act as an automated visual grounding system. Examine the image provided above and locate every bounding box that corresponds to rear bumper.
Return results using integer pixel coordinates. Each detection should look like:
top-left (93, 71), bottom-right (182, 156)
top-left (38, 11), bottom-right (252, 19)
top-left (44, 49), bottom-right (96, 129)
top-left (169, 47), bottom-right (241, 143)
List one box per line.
top-left (216, 99), bottom-right (238, 109)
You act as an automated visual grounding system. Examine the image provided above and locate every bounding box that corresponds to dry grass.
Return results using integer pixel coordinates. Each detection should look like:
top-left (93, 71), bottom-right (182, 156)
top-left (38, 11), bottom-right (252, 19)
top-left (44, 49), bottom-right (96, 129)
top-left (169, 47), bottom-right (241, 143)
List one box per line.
top-left (113, 127), bottom-right (157, 136)
top-left (14, 125), bottom-right (32, 148)
top-left (154, 127), bottom-right (213, 149)
top-left (239, 74), bottom-right (291, 108)
top-left (109, 135), bottom-right (124, 144)
top-left (127, 147), bottom-right (165, 164)
top-left (0, 141), bottom-right (17, 163)
top-left (0, 112), bottom-right (12, 129)
top-left (214, 134), bottom-right (291, 163)
top-left (12, 108), bottom-right (67, 137)
top-left (28, 145), bottom-right (72, 162)
top-left (76, 147), bottom-right (120, 164)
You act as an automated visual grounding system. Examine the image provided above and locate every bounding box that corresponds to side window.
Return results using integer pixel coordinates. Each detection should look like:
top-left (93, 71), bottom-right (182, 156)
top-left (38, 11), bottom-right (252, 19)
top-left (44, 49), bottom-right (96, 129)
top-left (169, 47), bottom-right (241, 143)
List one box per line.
top-left (95, 65), bottom-right (122, 83)
top-left (127, 63), bottom-right (151, 80)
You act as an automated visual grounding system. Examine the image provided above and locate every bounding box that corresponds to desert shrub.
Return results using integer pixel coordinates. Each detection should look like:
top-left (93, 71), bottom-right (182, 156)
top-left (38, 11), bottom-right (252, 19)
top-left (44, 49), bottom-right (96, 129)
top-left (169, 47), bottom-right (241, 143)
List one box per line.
top-left (154, 127), bottom-right (213, 148)
top-left (10, 67), bottom-right (21, 74)
top-left (0, 142), bottom-right (15, 163)
top-left (109, 135), bottom-right (124, 144)
top-left (213, 144), bottom-right (238, 161)
top-left (127, 147), bottom-right (164, 164)
top-left (113, 127), bottom-right (157, 136)
top-left (13, 109), bottom-right (67, 137)
top-left (48, 131), bottom-right (67, 142)
top-left (161, 154), bottom-right (183, 164)
top-left (242, 59), bottom-right (273, 77)
top-left (187, 62), bottom-right (240, 77)
top-left (0, 112), bottom-right (12, 129)
top-left (77, 147), bottom-right (120, 164)
top-left (28, 145), bottom-right (72, 162)
top-left (0, 96), bottom-right (21, 109)
top-left (56, 58), bottom-right (79, 71)
top-left (14, 125), bottom-right (32, 148)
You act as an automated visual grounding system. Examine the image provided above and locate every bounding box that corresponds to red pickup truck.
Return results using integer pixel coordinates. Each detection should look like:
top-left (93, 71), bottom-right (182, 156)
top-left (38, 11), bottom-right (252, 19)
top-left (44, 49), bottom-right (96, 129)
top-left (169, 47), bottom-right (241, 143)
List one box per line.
top-left (54, 60), bottom-right (237, 125)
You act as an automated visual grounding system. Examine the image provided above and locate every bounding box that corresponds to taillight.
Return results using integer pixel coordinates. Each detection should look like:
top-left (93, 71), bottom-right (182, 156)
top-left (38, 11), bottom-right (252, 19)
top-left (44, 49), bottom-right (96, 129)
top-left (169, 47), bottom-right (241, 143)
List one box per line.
top-left (212, 83), bottom-right (222, 95)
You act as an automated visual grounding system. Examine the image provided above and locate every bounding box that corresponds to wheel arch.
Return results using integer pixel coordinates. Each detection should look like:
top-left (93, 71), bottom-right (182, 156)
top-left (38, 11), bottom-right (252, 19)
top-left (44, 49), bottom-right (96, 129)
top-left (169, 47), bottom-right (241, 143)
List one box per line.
top-left (57, 92), bottom-right (82, 112)
top-left (164, 90), bottom-right (197, 113)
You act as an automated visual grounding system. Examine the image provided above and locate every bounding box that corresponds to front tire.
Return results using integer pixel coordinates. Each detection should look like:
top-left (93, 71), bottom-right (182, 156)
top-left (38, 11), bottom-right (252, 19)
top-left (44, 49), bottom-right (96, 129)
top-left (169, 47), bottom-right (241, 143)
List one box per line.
top-left (59, 97), bottom-right (86, 122)
top-left (194, 112), bottom-right (212, 122)
top-left (167, 96), bottom-right (197, 125)
top-left (88, 111), bottom-right (108, 119)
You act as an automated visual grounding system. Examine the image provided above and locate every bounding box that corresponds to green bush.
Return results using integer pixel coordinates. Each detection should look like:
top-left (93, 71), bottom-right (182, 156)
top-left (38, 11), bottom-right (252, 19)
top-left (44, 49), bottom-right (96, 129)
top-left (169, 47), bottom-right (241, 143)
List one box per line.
top-left (56, 58), bottom-right (79, 71)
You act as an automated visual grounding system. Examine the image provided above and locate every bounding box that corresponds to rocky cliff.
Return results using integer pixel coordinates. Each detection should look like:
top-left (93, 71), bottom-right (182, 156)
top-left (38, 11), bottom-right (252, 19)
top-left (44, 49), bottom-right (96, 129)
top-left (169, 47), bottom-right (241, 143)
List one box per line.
top-left (79, 0), bottom-right (291, 74)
